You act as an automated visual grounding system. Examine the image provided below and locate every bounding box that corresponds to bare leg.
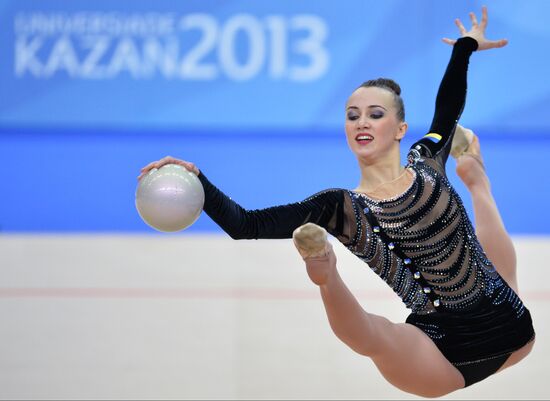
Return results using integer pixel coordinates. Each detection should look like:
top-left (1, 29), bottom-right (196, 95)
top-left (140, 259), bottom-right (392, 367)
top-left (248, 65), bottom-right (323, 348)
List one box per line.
top-left (293, 223), bottom-right (465, 397)
top-left (453, 127), bottom-right (535, 372)
top-left (452, 125), bottom-right (518, 292)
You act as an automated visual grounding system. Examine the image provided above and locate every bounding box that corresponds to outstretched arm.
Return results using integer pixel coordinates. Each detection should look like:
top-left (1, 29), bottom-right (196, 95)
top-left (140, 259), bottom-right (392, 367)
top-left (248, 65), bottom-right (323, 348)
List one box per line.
top-left (197, 172), bottom-right (346, 240)
top-left (410, 6), bottom-right (507, 166)
top-left (138, 156), bottom-right (347, 240)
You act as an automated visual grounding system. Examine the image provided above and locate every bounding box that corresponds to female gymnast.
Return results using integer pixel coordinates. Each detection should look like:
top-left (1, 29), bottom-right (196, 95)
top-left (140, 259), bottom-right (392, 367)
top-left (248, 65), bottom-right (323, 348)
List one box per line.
top-left (139, 7), bottom-right (535, 397)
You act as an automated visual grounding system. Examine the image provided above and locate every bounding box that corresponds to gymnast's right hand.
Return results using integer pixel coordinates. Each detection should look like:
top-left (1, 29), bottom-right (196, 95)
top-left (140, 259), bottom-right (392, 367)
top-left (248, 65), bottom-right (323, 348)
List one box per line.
top-left (138, 156), bottom-right (200, 180)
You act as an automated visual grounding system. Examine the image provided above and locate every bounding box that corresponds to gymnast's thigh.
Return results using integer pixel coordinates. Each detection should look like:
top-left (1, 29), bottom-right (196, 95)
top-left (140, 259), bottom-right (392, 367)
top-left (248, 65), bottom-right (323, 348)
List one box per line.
top-left (368, 320), bottom-right (465, 397)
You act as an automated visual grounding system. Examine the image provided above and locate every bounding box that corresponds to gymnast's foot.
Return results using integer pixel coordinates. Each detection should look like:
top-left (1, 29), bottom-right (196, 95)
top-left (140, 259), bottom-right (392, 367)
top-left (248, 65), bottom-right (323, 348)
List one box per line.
top-left (292, 223), bottom-right (336, 286)
top-left (452, 125), bottom-right (489, 190)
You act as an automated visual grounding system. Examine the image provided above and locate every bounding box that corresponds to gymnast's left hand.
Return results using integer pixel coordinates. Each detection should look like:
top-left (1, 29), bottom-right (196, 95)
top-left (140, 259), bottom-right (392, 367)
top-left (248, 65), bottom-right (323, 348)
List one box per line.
top-left (442, 6), bottom-right (508, 51)
top-left (137, 156), bottom-right (200, 180)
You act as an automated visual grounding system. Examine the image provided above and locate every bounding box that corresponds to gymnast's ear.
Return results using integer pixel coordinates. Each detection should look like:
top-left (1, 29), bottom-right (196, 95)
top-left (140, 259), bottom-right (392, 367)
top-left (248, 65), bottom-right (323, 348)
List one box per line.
top-left (396, 121), bottom-right (408, 141)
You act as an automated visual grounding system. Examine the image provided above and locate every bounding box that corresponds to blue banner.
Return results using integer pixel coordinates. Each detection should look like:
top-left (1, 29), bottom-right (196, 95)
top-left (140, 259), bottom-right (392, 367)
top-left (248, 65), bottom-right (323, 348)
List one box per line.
top-left (1, 0), bottom-right (549, 133)
top-left (1, 0), bottom-right (550, 234)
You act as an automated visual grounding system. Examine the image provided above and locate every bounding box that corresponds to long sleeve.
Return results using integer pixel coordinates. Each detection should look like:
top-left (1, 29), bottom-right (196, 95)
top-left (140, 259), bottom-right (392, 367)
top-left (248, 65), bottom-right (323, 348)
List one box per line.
top-left (197, 172), bottom-right (347, 240)
top-left (410, 37), bottom-right (479, 167)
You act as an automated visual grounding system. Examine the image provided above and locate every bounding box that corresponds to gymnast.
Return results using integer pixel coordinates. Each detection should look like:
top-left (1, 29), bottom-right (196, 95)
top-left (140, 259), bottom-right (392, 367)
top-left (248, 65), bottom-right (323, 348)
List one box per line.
top-left (139, 7), bottom-right (535, 397)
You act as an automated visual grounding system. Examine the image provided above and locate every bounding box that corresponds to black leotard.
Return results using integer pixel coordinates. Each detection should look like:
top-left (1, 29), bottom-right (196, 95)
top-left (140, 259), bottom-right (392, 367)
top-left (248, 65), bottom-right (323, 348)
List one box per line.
top-left (197, 37), bottom-right (535, 387)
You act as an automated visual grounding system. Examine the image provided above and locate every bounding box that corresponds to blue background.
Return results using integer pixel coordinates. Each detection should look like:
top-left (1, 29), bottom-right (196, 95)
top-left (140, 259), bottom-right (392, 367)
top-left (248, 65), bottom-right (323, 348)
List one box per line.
top-left (1, 0), bottom-right (549, 234)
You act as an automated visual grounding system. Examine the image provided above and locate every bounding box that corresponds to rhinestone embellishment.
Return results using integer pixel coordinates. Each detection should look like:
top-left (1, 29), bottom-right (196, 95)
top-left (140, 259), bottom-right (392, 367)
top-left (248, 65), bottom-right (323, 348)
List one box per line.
top-left (343, 161), bottom-right (507, 315)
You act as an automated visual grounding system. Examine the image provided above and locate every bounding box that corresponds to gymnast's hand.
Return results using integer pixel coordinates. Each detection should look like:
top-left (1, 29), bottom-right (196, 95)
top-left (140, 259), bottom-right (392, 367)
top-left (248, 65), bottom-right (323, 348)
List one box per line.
top-left (138, 156), bottom-right (200, 180)
top-left (442, 6), bottom-right (508, 51)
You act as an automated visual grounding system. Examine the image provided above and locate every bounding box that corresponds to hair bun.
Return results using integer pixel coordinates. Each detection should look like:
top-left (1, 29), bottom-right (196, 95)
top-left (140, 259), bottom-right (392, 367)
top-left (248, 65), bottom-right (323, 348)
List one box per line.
top-left (368, 78), bottom-right (401, 96)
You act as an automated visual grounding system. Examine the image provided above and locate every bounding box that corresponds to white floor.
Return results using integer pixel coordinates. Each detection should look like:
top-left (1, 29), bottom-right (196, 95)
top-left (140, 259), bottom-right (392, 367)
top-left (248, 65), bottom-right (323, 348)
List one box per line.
top-left (0, 234), bottom-right (548, 400)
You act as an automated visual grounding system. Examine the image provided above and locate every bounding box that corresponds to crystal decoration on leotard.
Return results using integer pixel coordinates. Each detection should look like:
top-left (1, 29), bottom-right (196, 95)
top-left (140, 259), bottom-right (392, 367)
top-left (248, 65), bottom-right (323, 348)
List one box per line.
top-left (343, 155), bottom-right (525, 317)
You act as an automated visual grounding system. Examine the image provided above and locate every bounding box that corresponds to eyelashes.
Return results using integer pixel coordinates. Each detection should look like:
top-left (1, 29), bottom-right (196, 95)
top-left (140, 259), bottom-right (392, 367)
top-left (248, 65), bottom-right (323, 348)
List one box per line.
top-left (347, 113), bottom-right (384, 121)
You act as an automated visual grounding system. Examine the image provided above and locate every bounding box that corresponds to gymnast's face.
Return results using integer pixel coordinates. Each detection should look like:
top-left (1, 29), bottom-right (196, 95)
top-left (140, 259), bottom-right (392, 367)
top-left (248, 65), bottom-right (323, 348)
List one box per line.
top-left (345, 87), bottom-right (407, 163)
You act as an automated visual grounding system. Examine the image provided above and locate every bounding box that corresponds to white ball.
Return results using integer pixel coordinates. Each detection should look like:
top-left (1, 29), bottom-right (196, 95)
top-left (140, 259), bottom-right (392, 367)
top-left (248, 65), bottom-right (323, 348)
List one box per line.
top-left (136, 164), bottom-right (205, 232)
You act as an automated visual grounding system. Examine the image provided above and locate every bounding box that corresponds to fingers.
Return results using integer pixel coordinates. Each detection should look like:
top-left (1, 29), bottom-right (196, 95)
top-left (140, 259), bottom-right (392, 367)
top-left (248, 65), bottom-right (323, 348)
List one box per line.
top-left (486, 38), bottom-right (509, 49)
top-left (469, 12), bottom-right (478, 27)
top-left (140, 160), bottom-right (159, 172)
top-left (480, 5), bottom-right (488, 28)
top-left (475, 38), bottom-right (508, 51)
top-left (181, 161), bottom-right (200, 175)
top-left (455, 18), bottom-right (467, 35)
top-left (453, 7), bottom-right (488, 36)
top-left (137, 171), bottom-right (148, 180)
top-left (447, 6), bottom-right (506, 52)
top-left (137, 156), bottom-right (200, 180)
top-left (442, 38), bottom-right (457, 46)
top-left (139, 155), bottom-right (174, 174)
